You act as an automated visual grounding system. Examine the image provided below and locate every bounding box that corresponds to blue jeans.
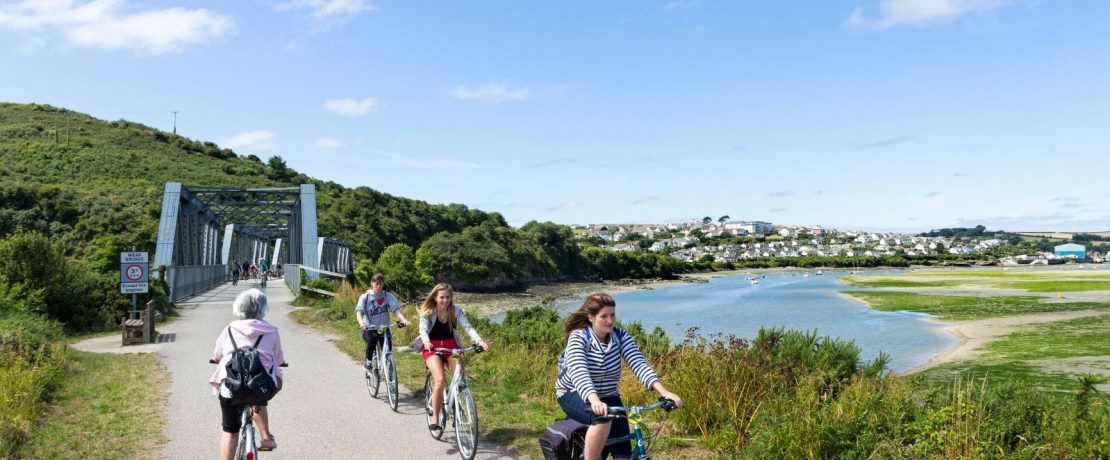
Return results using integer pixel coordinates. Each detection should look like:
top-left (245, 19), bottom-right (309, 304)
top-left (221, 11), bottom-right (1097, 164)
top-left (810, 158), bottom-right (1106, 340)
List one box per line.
top-left (558, 391), bottom-right (631, 458)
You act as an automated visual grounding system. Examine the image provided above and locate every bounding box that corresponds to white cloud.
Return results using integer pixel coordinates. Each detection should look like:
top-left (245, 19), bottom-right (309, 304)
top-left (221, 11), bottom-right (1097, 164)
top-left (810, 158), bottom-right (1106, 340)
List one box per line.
top-left (368, 149), bottom-right (479, 169)
top-left (0, 0), bottom-right (234, 54)
top-left (845, 0), bottom-right (1009, 30)
top-left (222, 130), bottom-right (275, 151)
top-left (275, 0), bottom-right (373, 29)
top-left (450, 83), bottom-right (530, 103)
top-left (312, 138), bottom-right (345, 149)
top-left (322, 97), bottom-right (378, 116)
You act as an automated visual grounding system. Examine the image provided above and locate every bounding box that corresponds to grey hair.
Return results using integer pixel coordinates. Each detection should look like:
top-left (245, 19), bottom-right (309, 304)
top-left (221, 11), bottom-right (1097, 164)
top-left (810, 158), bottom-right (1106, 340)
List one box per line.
top-left (232, 289), bottom-right (269, 320)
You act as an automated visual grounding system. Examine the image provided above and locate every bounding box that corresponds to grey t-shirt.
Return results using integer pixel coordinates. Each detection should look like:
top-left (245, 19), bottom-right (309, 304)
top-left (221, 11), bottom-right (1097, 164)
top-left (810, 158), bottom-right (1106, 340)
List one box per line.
top-left (355, 290), bottom-right (400, 327)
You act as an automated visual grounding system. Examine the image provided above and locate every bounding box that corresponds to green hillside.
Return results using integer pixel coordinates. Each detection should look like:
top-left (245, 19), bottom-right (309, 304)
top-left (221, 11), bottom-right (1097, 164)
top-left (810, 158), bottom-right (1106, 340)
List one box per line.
top-left (0, 102), bottom-right (502, 270)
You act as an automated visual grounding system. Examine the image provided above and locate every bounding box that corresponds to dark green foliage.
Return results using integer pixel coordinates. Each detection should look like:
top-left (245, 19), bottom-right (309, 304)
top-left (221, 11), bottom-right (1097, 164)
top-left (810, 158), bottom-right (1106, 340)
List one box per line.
top-left (0, 312), bottom-right (64, 364)
top-left (353, 242), bottom-right (431, 300)
top-left (0, 233), bottom-right (108, 331)
top-left (495, 305), bottom-right (561, 348)
top-left (580, 247), bottom-right (688, 279)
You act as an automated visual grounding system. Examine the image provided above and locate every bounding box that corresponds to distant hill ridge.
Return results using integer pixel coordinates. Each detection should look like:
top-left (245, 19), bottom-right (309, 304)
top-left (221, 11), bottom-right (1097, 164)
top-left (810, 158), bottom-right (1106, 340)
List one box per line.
top-left (0, 102), bottom-right (504, 270)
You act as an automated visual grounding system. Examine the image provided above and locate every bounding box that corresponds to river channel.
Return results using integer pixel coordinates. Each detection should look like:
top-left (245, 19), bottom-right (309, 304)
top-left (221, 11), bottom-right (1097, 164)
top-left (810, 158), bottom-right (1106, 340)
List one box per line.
top-left (546, 271), bottom-right (958, 373)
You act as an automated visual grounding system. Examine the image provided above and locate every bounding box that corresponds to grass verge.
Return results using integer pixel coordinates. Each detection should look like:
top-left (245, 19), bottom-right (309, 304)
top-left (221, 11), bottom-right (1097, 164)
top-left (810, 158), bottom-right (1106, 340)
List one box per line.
top-left (18, 350), bottom-right (168, 459)
top-left (845, 291), bottom-right (1109, 320)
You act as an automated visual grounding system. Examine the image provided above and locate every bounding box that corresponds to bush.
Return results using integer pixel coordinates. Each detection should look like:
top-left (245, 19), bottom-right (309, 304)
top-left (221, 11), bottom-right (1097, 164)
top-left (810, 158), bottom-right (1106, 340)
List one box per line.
top-left (0, 312), bottom-right (64, 365)
top-left (496, 305), bottom-right (561, 349)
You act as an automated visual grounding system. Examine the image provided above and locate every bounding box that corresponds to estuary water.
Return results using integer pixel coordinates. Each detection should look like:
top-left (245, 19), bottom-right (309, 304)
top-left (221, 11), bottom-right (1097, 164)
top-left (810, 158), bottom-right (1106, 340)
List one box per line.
top-left (548, 272), bottom-right (958, 373)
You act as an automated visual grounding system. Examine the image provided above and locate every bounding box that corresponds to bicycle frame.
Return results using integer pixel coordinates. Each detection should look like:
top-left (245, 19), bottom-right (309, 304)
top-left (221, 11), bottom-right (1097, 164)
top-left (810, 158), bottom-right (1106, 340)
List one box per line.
top-left (433, 347), bottom-right (469, 412)
top-left (236, 406), bottom-right (258, 460)
top-left (580, 398), bottom-right (677, 460)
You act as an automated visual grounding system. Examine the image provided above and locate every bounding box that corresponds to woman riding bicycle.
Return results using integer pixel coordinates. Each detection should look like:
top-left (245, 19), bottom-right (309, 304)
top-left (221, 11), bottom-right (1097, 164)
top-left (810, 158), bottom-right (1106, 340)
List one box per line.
top-left (418, 283), bottom-right (489, 432)
top-left (210, 289), bottom-right (284, 459)
top-left (555, 293), bottom-right (683, 460)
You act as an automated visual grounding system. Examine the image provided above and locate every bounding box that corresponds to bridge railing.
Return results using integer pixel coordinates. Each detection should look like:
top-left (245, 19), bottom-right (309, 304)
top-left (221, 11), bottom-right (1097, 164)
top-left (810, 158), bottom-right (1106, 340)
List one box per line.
top-left (283, 264), bottom-right (348, 298)
top-left (166, 265), bottom-right (228, 301)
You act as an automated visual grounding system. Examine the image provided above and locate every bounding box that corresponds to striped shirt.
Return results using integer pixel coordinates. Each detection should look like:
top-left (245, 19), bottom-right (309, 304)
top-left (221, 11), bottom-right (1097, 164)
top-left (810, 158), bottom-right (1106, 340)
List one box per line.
top-left (555, 327), bottom-right (660, 402)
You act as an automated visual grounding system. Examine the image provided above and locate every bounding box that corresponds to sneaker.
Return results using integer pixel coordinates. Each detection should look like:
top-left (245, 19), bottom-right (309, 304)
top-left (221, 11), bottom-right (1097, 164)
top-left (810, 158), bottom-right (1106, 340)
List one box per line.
top-left (364, 359), bottom-right (373, 369)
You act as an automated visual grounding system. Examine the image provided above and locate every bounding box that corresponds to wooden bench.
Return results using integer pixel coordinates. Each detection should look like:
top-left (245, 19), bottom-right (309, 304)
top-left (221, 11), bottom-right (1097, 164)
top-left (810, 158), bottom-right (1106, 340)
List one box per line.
top-left (122, 302), bottom-right (155, 345)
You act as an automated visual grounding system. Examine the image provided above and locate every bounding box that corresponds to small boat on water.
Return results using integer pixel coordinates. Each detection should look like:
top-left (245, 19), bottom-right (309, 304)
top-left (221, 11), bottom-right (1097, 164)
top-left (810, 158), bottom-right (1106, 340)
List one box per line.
top-left (815, 270), bottom-right (824, 275)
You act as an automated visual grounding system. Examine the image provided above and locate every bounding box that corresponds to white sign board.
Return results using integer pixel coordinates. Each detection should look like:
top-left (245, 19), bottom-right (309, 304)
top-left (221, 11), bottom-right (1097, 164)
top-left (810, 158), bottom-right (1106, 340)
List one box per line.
top-left (121, 282), bottom-right (148, 294)
top-left (121, 252), bottom-right (149, 263)
top-left (120, 251), bottom-right (149, 294)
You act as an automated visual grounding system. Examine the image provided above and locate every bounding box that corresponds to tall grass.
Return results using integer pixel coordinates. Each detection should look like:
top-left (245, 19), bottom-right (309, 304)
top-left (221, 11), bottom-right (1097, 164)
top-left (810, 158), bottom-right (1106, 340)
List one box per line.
top-left (0, 314), bottom-right (66, 457)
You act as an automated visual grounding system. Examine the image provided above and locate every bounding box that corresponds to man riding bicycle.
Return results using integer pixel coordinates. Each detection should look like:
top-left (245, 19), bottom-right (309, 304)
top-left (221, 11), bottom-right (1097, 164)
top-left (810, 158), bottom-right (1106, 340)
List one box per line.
top-left (355, 273), bottom-right (412, 369)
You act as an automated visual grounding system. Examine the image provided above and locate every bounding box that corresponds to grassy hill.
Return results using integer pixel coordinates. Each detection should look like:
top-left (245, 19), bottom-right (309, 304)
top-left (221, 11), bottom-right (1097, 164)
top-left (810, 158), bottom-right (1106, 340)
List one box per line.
top-left (0, 102), bottom-right (501, 271)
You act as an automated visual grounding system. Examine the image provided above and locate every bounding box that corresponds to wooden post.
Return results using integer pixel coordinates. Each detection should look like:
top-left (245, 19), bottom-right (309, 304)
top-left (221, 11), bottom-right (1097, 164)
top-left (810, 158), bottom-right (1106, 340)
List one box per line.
top-left (143, 301), bottom-right (155, 343)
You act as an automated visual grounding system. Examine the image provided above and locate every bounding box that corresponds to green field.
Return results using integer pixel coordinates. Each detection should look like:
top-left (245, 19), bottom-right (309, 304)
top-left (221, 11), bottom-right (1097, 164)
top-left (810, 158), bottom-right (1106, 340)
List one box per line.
top-left (845, 291), bottom-right (1109, 320)
top-left (920, 315), bottom-right (1110, 391)
top-left (843, 268), bottom-right (1110, 292)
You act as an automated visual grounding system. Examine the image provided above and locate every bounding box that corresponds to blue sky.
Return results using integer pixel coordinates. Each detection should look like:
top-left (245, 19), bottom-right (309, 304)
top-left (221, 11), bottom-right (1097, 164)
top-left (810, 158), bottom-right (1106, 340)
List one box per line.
top-left (2, 1), bottom-right (1108, 232)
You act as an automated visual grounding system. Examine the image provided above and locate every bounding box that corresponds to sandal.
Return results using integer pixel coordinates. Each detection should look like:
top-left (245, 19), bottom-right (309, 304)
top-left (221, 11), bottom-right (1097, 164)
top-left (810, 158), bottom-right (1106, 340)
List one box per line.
top-left (259, 435), bottom-right (277, 451)
top-left (429, 424), bottom-right (442, 431)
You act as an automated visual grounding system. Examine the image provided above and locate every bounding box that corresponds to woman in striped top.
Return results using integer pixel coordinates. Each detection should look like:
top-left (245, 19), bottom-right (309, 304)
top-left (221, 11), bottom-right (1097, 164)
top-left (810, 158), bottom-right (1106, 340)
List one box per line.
top-left (555, 293), bottom-right (683, 460)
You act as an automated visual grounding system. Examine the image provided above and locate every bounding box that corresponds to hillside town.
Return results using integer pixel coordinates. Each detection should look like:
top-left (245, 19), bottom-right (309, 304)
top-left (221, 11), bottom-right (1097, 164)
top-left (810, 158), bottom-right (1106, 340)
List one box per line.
top-left (573, 220), bottom-right (1103, 264)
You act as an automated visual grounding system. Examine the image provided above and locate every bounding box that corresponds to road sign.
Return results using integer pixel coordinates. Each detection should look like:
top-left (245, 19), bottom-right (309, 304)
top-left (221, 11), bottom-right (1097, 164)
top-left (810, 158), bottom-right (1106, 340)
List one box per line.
top-left (121, 252), bottom-right (148, 263)
top-left (120, 251), bottom-right (149, 294)
top-left (121, 263), bottom-right (147, 282)
top-left (121, 282), bottom-right (148, 294)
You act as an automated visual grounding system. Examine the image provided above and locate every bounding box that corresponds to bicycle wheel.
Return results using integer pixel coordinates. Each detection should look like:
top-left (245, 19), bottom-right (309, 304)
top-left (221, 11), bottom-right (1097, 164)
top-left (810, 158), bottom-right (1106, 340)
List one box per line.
top-left (454, 386), bottom-right (479, 460)
top-left (366, 345), bottom-right (381, 398)
top-left (424, 372), bottom-right (445, 439)
top-left (385, 353), bottom-right (399, 411)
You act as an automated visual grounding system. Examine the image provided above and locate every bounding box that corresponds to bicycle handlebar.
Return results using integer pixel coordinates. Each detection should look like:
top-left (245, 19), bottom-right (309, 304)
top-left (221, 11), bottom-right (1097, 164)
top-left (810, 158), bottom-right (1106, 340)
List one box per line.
top-left (366, 321), bottom-right (407, 330)
top-left (605, 397), bottom-right (678, 418)
top-left (430, 344), bottom-right (484, 355)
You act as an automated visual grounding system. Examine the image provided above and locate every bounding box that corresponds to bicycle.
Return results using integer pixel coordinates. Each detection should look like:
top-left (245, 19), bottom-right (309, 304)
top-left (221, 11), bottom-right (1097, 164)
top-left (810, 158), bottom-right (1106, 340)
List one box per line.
top-left (209, 360), bottom-right (287, 460)
top-left (423, 344), bottom-right (484, 460)
top-left (259, 271), bottom-right (268, 289)
top-left (364, 321), bottom-right (405, 411)
top-left (571, 397), bottom-right (678, 460)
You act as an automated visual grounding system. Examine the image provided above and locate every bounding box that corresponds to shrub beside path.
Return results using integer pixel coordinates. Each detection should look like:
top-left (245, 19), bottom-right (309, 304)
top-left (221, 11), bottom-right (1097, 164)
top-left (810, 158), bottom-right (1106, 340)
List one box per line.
top-left (74, 280), bottom-right (517, 459)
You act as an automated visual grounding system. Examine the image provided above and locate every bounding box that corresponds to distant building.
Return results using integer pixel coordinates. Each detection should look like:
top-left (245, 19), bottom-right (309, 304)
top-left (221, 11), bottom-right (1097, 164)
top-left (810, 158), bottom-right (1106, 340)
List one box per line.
top-left (1054, 243), bottom-right (1086, 259)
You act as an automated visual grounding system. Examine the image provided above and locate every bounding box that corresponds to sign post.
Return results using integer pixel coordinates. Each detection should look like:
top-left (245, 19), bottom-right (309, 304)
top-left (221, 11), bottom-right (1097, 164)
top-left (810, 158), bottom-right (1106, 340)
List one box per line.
top-left (120, 251), bottom-right (149, 315)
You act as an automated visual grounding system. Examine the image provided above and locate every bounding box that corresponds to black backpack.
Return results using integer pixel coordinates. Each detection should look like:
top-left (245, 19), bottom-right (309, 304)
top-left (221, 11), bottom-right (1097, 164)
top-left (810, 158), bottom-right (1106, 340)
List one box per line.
top-left (539, 418), bottom-right (587, 460)
top-left (223, 327), bottom-right (278, 405)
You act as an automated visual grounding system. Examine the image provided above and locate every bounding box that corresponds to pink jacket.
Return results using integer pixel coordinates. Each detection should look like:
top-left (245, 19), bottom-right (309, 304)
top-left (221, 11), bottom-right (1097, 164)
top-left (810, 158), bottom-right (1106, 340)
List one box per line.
top-left (209, 319), bottom-right (284, 394)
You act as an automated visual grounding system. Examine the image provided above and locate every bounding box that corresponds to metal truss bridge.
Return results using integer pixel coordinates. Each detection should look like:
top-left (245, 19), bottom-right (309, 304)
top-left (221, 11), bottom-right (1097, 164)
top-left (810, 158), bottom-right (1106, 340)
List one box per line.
top-left (153, 182), bottom-right (352, 301)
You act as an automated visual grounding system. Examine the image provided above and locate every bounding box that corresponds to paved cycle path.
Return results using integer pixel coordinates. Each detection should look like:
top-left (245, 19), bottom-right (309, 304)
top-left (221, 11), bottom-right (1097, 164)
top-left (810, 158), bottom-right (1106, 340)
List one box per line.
top-left (155, 280), bottom-right (518, 459)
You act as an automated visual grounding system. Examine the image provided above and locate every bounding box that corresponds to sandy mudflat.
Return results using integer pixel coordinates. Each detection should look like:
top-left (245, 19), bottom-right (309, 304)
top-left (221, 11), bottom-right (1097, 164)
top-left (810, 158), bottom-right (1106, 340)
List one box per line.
top-left (900, 309), bottom-right (1110, 375)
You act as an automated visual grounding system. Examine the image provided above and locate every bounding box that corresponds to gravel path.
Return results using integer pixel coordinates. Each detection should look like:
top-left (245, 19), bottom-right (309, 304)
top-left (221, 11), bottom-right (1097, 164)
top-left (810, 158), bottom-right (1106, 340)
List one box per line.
top-left (78, 279), bottom-right (517, 459)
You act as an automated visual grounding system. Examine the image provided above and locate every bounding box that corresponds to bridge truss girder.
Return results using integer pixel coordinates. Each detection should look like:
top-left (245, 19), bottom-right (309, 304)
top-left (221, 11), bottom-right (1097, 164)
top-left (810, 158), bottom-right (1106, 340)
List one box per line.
top-left (153, 182), bottom-right (350, 299)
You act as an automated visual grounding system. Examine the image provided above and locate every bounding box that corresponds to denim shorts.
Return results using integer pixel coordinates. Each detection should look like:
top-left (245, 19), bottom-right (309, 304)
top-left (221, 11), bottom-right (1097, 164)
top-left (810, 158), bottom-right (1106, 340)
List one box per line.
top-left (557, 391), bottom-right (631, 458)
